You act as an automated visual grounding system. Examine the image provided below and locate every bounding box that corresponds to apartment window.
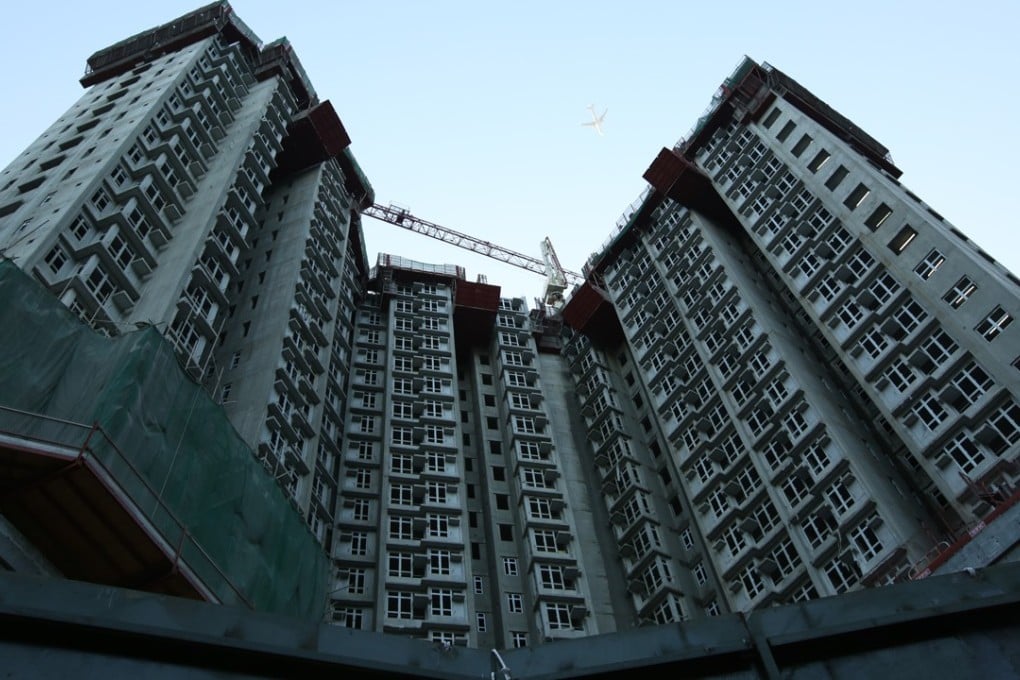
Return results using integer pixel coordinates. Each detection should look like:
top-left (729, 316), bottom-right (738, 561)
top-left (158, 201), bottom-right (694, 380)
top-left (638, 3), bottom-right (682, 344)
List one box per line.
top-left (349, 531), bottom-right (368, 556)
top-left (801, 512), bottom-right (837, 549)
top-left (982, 401), bottom-right (1020, 454)
top-left (920, 330), bottom-right (958, 366)
top-left (863, 203), bottom-right (894, 231)
top-left (771, 539), bottom-right (799, 579)
top-left (473, 576), bottom-right (484, 594)
top-left (424, 424), bottom-right (447, 444)
top-left (391, 427), bottom-right (413, 446)
top-left (693, 562), bottom-right (708, 586)
top-left (537, 564), bottom-right (567, 590)
top-left (722, 524), bottom-right (746, 556)
top-left (429, 549), bottom-right (451, 576)
top-left (506, 592), bottom-right (524, 613)
top-left (509, 392), bottom-right (532, 410)
top-left (532, 529), bottom-right (560, 553)
top-left (43, 246), bottom-right (67, 274)
top-left (331, 606), bottom-right (364, 629)
top-left (642, 559), bottom-right (672, 593)
top-left (748, 350), bottom-right (772, 378)
top-left (911, 393), bottom-right (948, 431)
top-left (824, 474), bottom-right (856, 516)
top-left (527, 496), bottom-right (555, 520)
top-left (680, 528), bottom-right (694, 550)
top-left (950, 362), bottom-right (994, 408)
top-left (869, 272), bottom-right (902, 306)
top-left (426, 451), bottom-right (446, 472)
top-left (420, 334), bottom-right (444, 350)
top-left (428, 514), bottom-right (450, 538)
top-left (346, 568), bottom-right (367, 595)
top-left (476, 612), bottom-right (487, 632)
top-left (849, 515), bottom-right (884, 561)
top-left (824, 165), bottom-right (849, 190)
top-left (857, 327), bottom-right (888, 360)
top-left (499, 331), bottom-right (523, 347)
top-left (390, 483), bottom-right (412, 506)
top-left (791, 134), bottom-right (812, 157)
top-left (943, 276), bottom-right (977, 308)
top-left (781, 473), bottom-right (810, 506)
top-left (740, 565), bottom-right (766, 599)
top-left (352, 499), bottom-right (370, 521)
top-left (544, 603), bottom-right (577, 631)
top-left (357, 441), bottom-right (375, 460)
top-left (523, 468), bottom-right (553, 489)
top-left (387, 591), bottom-right (414, 620)
top-left (843, 183), bottom-right (870, 210)
top-left (511, 632), bottom-right (528, 648)
top-left (976, 306), bottom-right (1013, 341)
top-left (791, 580), bottom-right (819, 603)
top-left (69, 216), bottom-right (90, 241)
top-left (761, 108), bottom-right (782, 129)
top-left (807, 149), bottom-right (831, 173)
top-left (514, 416), bottom-right (537, 434)
top-left (804, 441), bottom-right (831, 476)
top-left (91, 187), bottom-right (111, 212)
top-left (914, 249), bottom-right (946, 280)
top-left (761, 438), bottom-right (789, 471)
top-left (391, 400), bottom-right (412, 419)
top-left (502, 556), bottom-right (519, 576)
top-left (423, 401), bottom-right (445, 418)
top-left (944, 432), bottom-right (984, 473)
top-left (824, 559), bottom-right (859, 594)
top-left (423, 377), bottom-right (447, 394)
top-left (893, 299), bottom-right (929, 337)
top-left (85, 264), bottom-right (115, 302)
top-left (776, 121), bottom-right (796, 142)
top-left (389, 454), bottom-right (412, 475)
top-left (518, 440), bottom-right (544, 461)
top-left (392, 378), bottom-right (413, 395)
top-left (426, 480), bottom-right (447, 504)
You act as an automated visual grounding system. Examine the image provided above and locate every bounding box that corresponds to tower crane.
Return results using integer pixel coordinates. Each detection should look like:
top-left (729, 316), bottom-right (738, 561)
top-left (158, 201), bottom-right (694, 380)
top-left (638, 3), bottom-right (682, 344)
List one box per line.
top-left (362, 203), bottom-right (583, 308)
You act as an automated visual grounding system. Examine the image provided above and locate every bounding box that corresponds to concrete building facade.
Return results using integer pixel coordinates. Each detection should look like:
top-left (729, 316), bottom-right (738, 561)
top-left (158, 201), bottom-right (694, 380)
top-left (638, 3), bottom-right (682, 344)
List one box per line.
top-left (563, 57), bottom-right (1020, 619)
top-left (0, 5), bottom-right (1018, 655)
top-left (0, 4), bottom-right (374, 546)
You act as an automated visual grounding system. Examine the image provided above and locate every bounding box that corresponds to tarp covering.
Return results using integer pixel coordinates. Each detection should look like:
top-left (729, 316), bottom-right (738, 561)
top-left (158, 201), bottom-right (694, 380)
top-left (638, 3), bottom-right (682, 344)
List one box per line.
top-left (0, 260), bottom-right (328, 619)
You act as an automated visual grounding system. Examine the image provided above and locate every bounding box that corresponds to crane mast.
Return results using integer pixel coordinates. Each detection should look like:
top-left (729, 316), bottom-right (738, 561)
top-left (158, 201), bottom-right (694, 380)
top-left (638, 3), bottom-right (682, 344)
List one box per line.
top-left (363, 203), bottom-right (582, 307)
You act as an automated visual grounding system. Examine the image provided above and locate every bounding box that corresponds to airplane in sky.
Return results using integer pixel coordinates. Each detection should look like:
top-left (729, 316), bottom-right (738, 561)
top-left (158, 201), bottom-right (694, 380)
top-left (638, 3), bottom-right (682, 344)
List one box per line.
top-left (582, 104), bottom-right (607, 136)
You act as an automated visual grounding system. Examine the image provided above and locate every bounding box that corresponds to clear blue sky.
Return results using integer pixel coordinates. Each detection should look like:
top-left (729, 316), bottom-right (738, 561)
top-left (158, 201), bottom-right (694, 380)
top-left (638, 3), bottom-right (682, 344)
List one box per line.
top-left (1, 1), bottom-right (1017, 302)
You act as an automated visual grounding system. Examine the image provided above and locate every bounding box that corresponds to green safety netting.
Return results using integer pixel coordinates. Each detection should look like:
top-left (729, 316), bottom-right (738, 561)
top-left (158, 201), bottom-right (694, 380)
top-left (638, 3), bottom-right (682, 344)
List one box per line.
top-left (0, 260), bottom-right (328, 619)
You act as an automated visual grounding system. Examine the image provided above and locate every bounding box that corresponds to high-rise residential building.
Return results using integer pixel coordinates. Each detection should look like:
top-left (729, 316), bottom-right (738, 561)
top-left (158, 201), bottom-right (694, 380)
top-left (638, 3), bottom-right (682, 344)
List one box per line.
top-left (328, 255), bottom-right (618, 647)
top-left (561, 57), bottom-right (1020, 616)
top-left (0, 2), bottom-right (373, 540)
top-left (0, 3), bottom-right (1017, 656)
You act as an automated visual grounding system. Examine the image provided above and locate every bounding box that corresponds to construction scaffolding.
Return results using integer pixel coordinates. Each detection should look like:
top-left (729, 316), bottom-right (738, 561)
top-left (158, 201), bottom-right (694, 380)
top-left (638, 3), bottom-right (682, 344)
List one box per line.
top-left (0, 260), bottom-right (329, 618)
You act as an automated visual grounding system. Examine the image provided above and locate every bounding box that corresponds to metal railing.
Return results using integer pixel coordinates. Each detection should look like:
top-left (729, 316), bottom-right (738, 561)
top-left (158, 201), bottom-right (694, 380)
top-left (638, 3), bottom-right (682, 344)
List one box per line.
top-left (0, 404), bottom-right (253, 609)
